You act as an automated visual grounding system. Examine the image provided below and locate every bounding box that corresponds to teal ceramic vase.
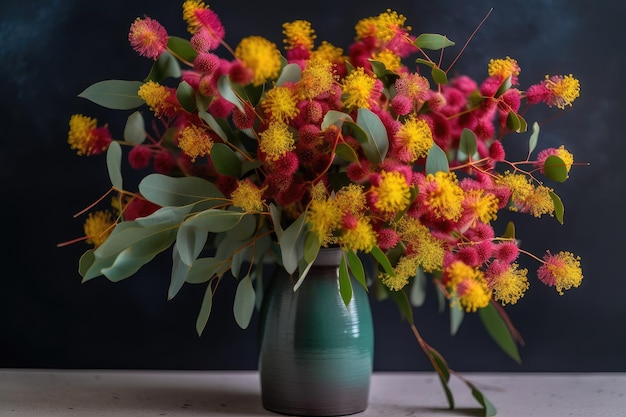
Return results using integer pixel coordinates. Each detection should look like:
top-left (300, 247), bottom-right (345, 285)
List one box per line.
top-left (258, 248), bottom-right (374, 416)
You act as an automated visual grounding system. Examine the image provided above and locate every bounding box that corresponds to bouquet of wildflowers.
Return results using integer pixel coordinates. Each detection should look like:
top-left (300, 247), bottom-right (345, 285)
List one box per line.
top-left (65, 1), bottom-right (584, 413)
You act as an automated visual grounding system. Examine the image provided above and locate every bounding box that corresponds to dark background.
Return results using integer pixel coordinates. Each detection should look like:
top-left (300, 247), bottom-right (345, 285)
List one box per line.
top-left (1, 0), bottom-right (623, 372)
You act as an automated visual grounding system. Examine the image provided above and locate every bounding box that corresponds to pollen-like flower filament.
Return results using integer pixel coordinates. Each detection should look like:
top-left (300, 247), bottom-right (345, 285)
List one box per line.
top-left (545, 74), bottom-right (580, 108)
top-left (487, 56), bottom-right (520, 80)
top-left (283, 20), bottom-right (316, 51)
top-left (537, 251), bottom-right (583, 295)
top-left (261, 86), bottom-right (300, 123)
top-left (341, 66), bottom-right (377, 109)
top-left (138, 81), bottom-right (170, 116)
top-left (424, 172), bottom-right (464, 221)
top-left (83, 210), bottom-right (115, 248)
top-left (373, 171), bottom-right (412, 213)
top-left (355, 9), bottom-right (410, 43)
top-left (178, 124), bottom-right (213, 161)
top-left (231, 180), bottom-right (265, 213)
top-left (396, 116), bottom-right (434, 162)
top-left (259, 122), bottom-right (295, 161)
top-left (234, 36), bottom-right (282, 86)
top-left (487, 262), bottom-right (529, 305)
top-left (298, 57), bottom-right (337, 100)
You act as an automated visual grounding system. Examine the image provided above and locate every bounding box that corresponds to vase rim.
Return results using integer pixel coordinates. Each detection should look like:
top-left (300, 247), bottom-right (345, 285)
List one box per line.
top-left (313, 247), bottom-right (342, 267)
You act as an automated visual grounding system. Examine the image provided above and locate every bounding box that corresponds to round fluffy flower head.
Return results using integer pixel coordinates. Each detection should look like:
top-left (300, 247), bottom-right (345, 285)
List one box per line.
top-left (496, 171), bottom-right (533, 208)
top-left (298, 57), bottom-right (337, 100)
top-left (342, 66), bottom-right (378, 109)
top-left (544, 74), bottom-right (580, 108)
top-left (537, 251), bottom-right (584, 295)
top-left (487, 56), bottom-right (520, 82)
top-left (259, 122), bottom-right (295, 161)
top-left (335, 184), bottom-right (367, 215)
top-left (372, 49), bottom-right (401, 72)
top-left (397, 217), bottom-right (445, 273)
top-left (372, 170), bottom-right (412, 214)
top-left (231, 180), bottom-right (265, 213)
top-left (456, 275), bottom-right (491, 312)
top-left (380, 255), bottom-right (419, 291)
top-left (311, 41), bottom-right (345, 65)
top-left (396, 116), bottom-right (434, 162)
top-left (423, 172), bottom-right (464, 221)
top-left (307, 183), bottom-right (342, 245)
top-left (486, 262), bottom-right (529, 305)
top-left (395, 72), bottom-right (430, 103)
top-left (463, 189), bottom-right (499, 225)
top-left (261, 85), bottom-right (299, 123)
top-left (182, 0), bottom-right (224, 43)
top-left (520, 185), bottom-right (555, 218)
top-left (234, 36), bottom-right (282, 86)
top-left (340, 216), bottom-right (377, 252)
top-left (355, 9), bottom-right (411, 43)
top-left (177, 124), bottom-right (213, 161)
top-left (138, 81), bottom-right (171, 116)
top-left (283, 20), bottom-right (316, 51)
top-left (84, 210), bottom-right (115, 248)
top-left (67, 114), bottom-right (112, 156)
top-left (128, 17), bottom-right (168, 59)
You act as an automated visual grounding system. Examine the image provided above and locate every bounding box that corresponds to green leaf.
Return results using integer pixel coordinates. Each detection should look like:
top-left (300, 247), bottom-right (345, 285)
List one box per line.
top-left (465, 380), bottom-right (498, 417)
top-left (549, 190), bottom-right (565, 224)
top-left (294, 256), bottom-right (314, 292)
top-left (199, 111), bottom-right (229, 142)
top-left (170, 245), bottom-right (192, 299)
top-left (450, 299), bottom-right (465, 336)
top-left (231, 245), bottom-right (252, 279)
top-left (321, 110), bottom-right (353, 130)
top-left (528, 121), bottom-right (540, 156)
top-left (184, 209), bottom-right (245, 233)
top-left (431, 67), bottom-right (448, 85)
top-left (176, 81), bottom-right (197, 113)
top-left (167, 36), bottom-right (198, 63)
top-left (414, 33), bottom-right (455, 50)
top-left (279, 211), bottom-right (308, 274)
top-left (427, 346), bottom-right (455, 409)
top-left (145, 51), bottom-right (181, 81)
top-left (196, 284), bottom-right (213, 336)
top-left (346, 250), bottom-right (367, 290)
top-left (123, 111), bottom-right (146, 145)
top-left (134, 205), bottom-right (192, 227)
top-left (176, 224), bottom-right (208, 266)
top-left (233, 275), bottom-right (256, 329)
top-left (388, 289), bottom-right (414, 325)
top-left (415, 58), bottom-right (435, 69)
top-left (186, 257), bottom-right (225, 284)
top-left (335, 143), bottom-right (359, 162)
top-left (277, 63), bottom-right (302, 86)
top-left (78, 250), bottom-right (95, 278)
top-left (210, 143), bottom-right (241, 178)
top-left (425, 143), bottom-right (449, 175)
top-left (303, 232), bottom-right (320, 264)
top-left (217, 75), bottom-right (245, 112)
top-left (501, 221), bottom-right (516, 239)
top-left (269, 203), bottom-right (284, 240)
top-left (544, 155), bottom-right (568, 182)
top-left (370, 246), bottom-right (395, 277)
top-left (106, 141), bottom-right (123, 190)
top-left (479, 303), bottom-right (522, 363)
top-left (78, 80), bottom-right (144, 110)
top-left (460, 128), bottom-right (477, 157)
top-left (410, 267), bottom-right (426, 307)
top-left (356, 108), bottom-right (389, 163)
top-left (506, 111), bottom-right (521, 132)
top-left (339, 256), bottom-right (353, 307)
top-left (139, 174), bottom-right (225, 207)
top-left (495, 75), bottom-right (512, 98)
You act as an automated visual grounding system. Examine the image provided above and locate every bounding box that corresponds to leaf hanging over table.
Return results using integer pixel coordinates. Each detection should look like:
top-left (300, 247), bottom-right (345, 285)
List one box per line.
top-left (233, 274), bottom-right (256, 329)
top-left (78, 80), bottom-right (144, 109)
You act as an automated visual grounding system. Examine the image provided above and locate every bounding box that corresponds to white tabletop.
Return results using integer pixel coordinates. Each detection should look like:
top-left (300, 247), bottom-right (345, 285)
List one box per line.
top-left (1, 369), bottom-right (624, 416)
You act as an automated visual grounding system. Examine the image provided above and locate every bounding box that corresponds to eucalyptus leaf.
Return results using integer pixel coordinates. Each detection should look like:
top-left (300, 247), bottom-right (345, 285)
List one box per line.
top-left (425, 143), bottom-right (449, 175)
top-left (139, 174), bottom-right (225, 207)
top-left (106, 141), bottom-right (123, 190)
top-left (347, 250), bottom-right (367, 290)
top-left (217, 75), bottom-right (245, 112)
top-left (186, 257), bottom-right (225, 284)
top-left (549, 190), bottom-right (565, 224)
top-left (94, 222), bottom-right (177, 259)
top-left (450, 299), bottom-right (465, 336)
top-left (279, 211), bottom-right (308, 274)
top-left (196, 284), bottom-right (213, 336)
top-left (176, 81), bottom-right (197, 113)
top-left (145, 51), bottom-right (181, 81)
top-left (184, 209), bottom-right (245, 233)
top-left (414, 33), bottom-right (455, 50)
top-left (528, 121), bottom-right (540, 156)
top-left (465, 380), bottom-right (498, 416)
top-left (78, 250), bottom-right (95, 278)
top-left (233, 275), bottom-right (256, 329)
top-left (176, 224), bottom-right (208, 266)
top-left (101, 246), bottom-right (163, 282)
top-left (427, 346), bottom-right (455, 409)
top-left (167, 36), bottom-right (198, 63)
top-left (293, 256), bottom-right (314, 292)
top-left (269, 204), bottom-right (284, 240)
top-left (356, 108), bottom-right (389, 163)
top-left (277, 63), bottom-right (302, 86)
top-left (303, 232), bottom-right (320, 264)
top-left (544, 155), bottom-right (568, 182)
top-left (410, 267), bottom-right (427, 307)
top-left (321, 110), bottom-right (352, 130)
top-left (478, 303), bottom-right (522, 363)
top-left (335, 143), bottom-right (359, 162)
top-left (231, 245), bottom-right (252, 279)
top-left (123, 111), bottom-right (146, 145)
top-left (339, 256), bottom-right (353, 307)
top-left (210, 143), bottom-right (241, 178)
top-left (371, 246), bottom-right (395, 277)
top-left (170, 245), bottom-right (191, 299)
top-left (431, 66), bottom-right (448, 85)
top-left (460, 128), bottom-right (477, 157)
top-left (199, 111), bottom-right (229, 142)
top-left (78, 80), bottom-right (144, 110)
top-left (135, 205), bottom-right (192, 227)
top-left (387, 287), bottom-right (413, 325)
top-left (501, 221), bottom-right (516, 239)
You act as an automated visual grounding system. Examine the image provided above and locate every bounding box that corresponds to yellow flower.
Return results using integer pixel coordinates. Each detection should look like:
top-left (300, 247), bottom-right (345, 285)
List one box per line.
top-left (231, 180), bottom-right (265, 213)
top-left (555, 145), bottom-right (574, 172)
top-left (538, 251), bottom-right (584, 295)
top-left (341, 66), bottom-right (377, 109)
top-left (372, 49), bottom-right (401, 72)
top-left (335, 184), bottom-right (366, 215)
top-left (182, 0), bottom-right (207, 34)
top-left (307, 196), bottom-right (341, 246)
top-left (259, 122), bottom-right (295, 161)
top-left (396, 116), bottom-right (433, 162)
top-left (457, 276), bottom-right (491, 313)
top-left (67, 114), bottom-right (110, 156)
top-left (138, 81), bottom-right (170, 116)
top-left (355, 9), bottom-right (410, 43)
top-left (261, 86), bottom-right (299, 123)
top-left (298, 57), bottom-right (337, 100)
top-left (380, 255), bottom-right (419, 291)
top-left (340, 217), bottom-right (376, 253)
top-left (488, 56), bottom-right (520, 80)
top-left (283, 20), bottom-right (316, 51)
top-left (496, 171), bottom-right (533, 208)
top-left (178, 124), bottom-right (213, 161)
top-left (464, 189), bottom-right (499, 225)
top-left (545, 74), bottom-right (580, 108)
top-left (424, 172), bottom-right (464, 221)
top-left (523, 185), bottom-right (555, 218)
top-left (84, 210), bottom-right (115, 248)
top-left (397, 217), bottom-right (445, 273)
top-left (488, 263), bottom-right (529, 305)
top-left (235, 36), bottom-right (282, 86)
top-left (373, 171), bottom-right (412, 214)
top-left (311, 41), bottom-right (345, 64)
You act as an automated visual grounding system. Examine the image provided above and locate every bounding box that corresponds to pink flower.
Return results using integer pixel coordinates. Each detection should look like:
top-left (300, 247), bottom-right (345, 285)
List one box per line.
top-left (128, 17), bottom-right (168, 60)
top-left (128, 146), bottom-right (152, 169)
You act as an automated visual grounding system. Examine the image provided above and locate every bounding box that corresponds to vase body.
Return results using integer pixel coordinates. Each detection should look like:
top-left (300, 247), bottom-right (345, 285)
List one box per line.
top-left (258, 248), bottom-right (374, 416)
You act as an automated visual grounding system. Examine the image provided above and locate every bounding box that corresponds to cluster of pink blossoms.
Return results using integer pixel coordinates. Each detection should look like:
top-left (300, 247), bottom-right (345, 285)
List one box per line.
top-left (68, 1), bottom-right (583, 315)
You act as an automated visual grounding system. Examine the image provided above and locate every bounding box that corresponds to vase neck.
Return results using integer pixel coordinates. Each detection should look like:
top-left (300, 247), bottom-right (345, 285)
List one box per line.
top-left (313, 247), bottom-right (342, 267)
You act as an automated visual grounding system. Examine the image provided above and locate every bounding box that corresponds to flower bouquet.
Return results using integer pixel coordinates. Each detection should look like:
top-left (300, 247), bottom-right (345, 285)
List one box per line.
top-left (64, 1), bottom-right (584, 414)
